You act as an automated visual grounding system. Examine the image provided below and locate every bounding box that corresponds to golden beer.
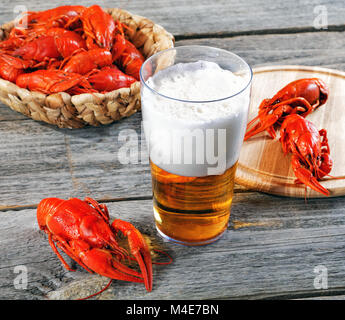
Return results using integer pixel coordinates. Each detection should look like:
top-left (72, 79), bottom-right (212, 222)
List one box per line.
top-left (150, 160), bottom-right (237, 245)
top-left (140, 46), bottom-right (252, 245)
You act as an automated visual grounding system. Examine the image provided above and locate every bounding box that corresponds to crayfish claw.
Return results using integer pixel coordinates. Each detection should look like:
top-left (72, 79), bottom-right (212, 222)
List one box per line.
top-left (80, 247), bottom-right (144, 283)
top-left (111, 219), bottom-right (153, 292)
top-left (131, 246), bottom-right (153, 292)
top-left (245, 114), bottom-right (279, 141)
top-left (294, 167), bottom-right (330, 196)
top-left (37, 197), bottom-right (155, 293)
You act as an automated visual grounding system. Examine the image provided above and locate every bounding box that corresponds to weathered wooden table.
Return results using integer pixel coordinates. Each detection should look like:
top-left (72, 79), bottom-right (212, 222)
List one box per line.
top-left (1, 0), bottom-right (345, 300)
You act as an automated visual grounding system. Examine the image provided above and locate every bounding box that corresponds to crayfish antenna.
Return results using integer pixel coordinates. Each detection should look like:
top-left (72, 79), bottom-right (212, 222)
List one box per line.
top-left (152, 249), bottom-right (173, 265)
top-left (78, 279), bottom-right (113, 300)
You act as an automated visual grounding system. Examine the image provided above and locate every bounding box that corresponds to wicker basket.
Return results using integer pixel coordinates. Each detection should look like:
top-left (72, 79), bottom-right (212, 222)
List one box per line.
top-left (0, 8), bottom-right (174, 128)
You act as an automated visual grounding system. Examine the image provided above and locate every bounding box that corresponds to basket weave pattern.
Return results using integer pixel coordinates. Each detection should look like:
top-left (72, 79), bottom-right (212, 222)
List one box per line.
top-left (0, 8), bottom-right (174, 128)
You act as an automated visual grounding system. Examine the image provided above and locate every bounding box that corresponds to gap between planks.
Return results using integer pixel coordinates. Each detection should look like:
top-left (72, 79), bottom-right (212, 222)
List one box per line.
top-left (0, 188), bottom-right (253, 212)
top-left (174, 23), bottom-right (345, 41)
top-left (0, 196), bottom-right (152, 212)
top-left (213, 288), bottom-right (345, 300)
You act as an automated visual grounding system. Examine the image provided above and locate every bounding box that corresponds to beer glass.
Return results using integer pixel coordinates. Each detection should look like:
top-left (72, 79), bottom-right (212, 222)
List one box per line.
top-left (140, 46), bottom-right (252, 245)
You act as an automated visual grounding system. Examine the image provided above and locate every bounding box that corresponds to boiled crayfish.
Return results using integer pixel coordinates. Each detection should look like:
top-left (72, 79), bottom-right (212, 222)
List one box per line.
top-left (112, 21), bottom-right (145, 80)
top-left (88, 66), bottom-right (136, 92)
top-left (12, 30), bottom-right (87, 68)
top-left (16, 70), bottom-right (94, 95)
top-left (37, 197), bottom-right (153, 292)
top-left (280, 114), bottom-right (332, 196)
top-left (244, 78), bottom-right (329, 140)
top-left (0, 54), bottom-right (30, 82)
top-left (0, 5), bottom-right (144, 94)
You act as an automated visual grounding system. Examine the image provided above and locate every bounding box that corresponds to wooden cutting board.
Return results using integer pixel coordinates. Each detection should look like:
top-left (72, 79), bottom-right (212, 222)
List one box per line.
top-left (235, 65), bottom-right (345, 198)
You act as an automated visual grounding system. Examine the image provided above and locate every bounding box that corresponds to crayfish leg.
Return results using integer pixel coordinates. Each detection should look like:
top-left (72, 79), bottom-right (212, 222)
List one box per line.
top-left (50, 235), bottom-right (94, 274)
top-left (244, 114), bottom-right (279, 140)
top-left (48, 234), bottom-right (75, 272)
top-left (84, 197), bottom-right (110, 223)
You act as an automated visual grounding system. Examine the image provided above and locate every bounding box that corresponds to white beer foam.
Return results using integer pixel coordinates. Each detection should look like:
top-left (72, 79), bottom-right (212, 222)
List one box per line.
top-left (141, 60), bottom-right (250, 177)
top-left (145, 61), bottom-right (247, 121)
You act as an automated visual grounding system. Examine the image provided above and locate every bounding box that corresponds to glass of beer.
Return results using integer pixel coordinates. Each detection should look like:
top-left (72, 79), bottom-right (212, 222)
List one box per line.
top-left (140, 46), bottom-right (252, 245)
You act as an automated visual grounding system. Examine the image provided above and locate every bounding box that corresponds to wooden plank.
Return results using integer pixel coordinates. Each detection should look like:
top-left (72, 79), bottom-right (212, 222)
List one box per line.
top-left (0, 105), bottom-right (27, 121)
top-left (0, 113), bottom-right (152, 208)
top-left (176, 31), bottom-right (345, 70)
top-left (1, 31), bottom-right (345, 206)
top-left (1, 193), bottom-right (345, 299)
top-left (299, 295), bottom-right (345, 300)
top-left (0, 120), bottom-right (75, 207)
top-left (0, 0), bottom-right (345, 38)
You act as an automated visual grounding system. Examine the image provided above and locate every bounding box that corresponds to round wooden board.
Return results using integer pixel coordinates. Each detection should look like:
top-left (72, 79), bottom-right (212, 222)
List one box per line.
top-left (235, 65), bottom-right (345, 198)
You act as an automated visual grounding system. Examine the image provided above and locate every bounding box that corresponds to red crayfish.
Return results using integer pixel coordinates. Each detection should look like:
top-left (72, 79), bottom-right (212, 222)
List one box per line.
top-left (22, 5), bottom-right (86, 27)
top-left (0, 5), bottom-right (144, 94)
top-left (37, 197), bottom-right (157, 294)
top-left (88, 66), bottom-right (137, 92)
top-left (79, 4), bottom-right (116, 50)
top-left (279, 114), bottom-right (332, 196)
top-left (244, 78), bottom-right (329, 140)
top-left (12, 30), bottom-right (86, 69)
top-left (112, 21), bottom-right (145, 80)
top-left (16, 70), bottom-right (94, 95)
top-left (0, 54), bottom-right (30, 82)
top-left (60, 48), bottom-right (113, 75)
top-left (244, 78), bottom-right (334, 196)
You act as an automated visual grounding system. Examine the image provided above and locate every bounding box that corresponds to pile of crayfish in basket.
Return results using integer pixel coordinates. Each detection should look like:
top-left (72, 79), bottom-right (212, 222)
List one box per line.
top-left (37, 197), bottom-right (172, 299)
top-left (244, 78), bottom-right (336, 196)
top-left (0, 5), bottom-right (144, 94)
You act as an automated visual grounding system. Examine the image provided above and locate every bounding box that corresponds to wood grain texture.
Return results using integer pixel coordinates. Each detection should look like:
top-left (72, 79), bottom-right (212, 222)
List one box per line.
top-left (176, 31), bottom-right (345, 70)
top-left (236, 65), bottom-right (345, 198)
top-left (0, 0), bottom-right (345, 37)
top-left (0, 113), bottom-right (152, 208)
top-left (1, 194), bottom-right (345, 299)
top-left (0, 107), bottom-right (27, 121)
